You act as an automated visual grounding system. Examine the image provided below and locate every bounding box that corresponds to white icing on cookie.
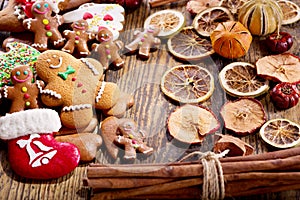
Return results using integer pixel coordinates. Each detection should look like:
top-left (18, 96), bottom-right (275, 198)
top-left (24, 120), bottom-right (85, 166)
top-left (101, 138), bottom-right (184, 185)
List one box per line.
top-left (3, 86), bottom-right (8, 98)
top-left (24, 18), bottom-right (33, 29)
top-left (63, 3), bottom-right (125, 40)
top-left (95, 82), bottom-right (106, 103)
top-left (32, 43), bottom-right (47, 49)
top-left (80, 58), bottom-right (100, 75)
top-left (62, 104), bottom-right (92, 112)
top-left (48, 56), bottom-right (63, 69)
top-left (37, 80), bottom-right (62, 99)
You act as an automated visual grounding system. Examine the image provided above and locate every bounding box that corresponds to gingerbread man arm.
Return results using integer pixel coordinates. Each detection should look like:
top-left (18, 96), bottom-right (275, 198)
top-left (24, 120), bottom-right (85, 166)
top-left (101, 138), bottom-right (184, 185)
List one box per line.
top-left (153, 37), bottom-right (161, 46)
top-left (114, 135), bottom-right (137, 160)
top-left (54, 14), bottom-right (64, 25)
top-left (23, 18), bottom-right (38, 32)
top-left (3, 86), bottom-right (16, 100)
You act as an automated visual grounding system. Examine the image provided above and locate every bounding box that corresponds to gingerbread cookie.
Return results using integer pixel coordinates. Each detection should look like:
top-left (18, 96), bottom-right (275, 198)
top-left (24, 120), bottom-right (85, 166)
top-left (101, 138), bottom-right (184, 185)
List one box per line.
top-left (35, 50), bottom-right (133, 130)
top-left (0, 41), bottom-right (40, 87)
top-left (2, 65), bottom-right (44, 113)
top-left (23, 0), bottom-right (65, 51)
top-left (63, 3), bottom-right (125, 40)
top-left (101, 116), bottom-right (153, 160)
top-left (92, 27), bottom-right (125, 70)
top-left (62, 19), bottom-right (95, 56)
top-left (125, 25), bottom-right (161, 60)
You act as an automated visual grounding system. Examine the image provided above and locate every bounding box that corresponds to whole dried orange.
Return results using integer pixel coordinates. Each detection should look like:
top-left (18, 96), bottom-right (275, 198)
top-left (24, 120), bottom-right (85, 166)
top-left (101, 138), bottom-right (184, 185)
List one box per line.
top-left (256, 53), bottom-right (300, 83)
top-left (167, 26), bottom-right (214, 61)
top-left (210, 21), bottom-right (252, 59)
top-left (161, 64), bottom-right (214, 103)
top-left (220, 98), bottom-right (267, 136)
top-left (167, 104), bottom-right (220, 144)
top-left (260, 119), bottom-right (300, 148)
top-left (219, 62), bottom-right (269, 97)
top-left (238, 0), bottom-right (283, 36)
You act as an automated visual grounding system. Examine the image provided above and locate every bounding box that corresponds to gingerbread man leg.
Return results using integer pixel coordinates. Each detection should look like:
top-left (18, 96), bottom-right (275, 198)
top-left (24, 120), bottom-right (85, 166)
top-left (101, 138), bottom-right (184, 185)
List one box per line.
top-left (62, 40), bottom-right (75, 54)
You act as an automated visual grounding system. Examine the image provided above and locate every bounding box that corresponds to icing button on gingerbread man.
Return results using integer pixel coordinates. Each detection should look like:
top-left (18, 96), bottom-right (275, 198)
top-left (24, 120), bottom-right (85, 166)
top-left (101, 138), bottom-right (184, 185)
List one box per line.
top-left (2, 65), bottom-right (44, 113)
top-left (62, 19), bottom-right (95, 57)
top-left (92, 27), bottom-right (125, 70)
top-left (125, 25), bottom-right (161, 60)
top-left (23, 0), bottom-right (65, 51)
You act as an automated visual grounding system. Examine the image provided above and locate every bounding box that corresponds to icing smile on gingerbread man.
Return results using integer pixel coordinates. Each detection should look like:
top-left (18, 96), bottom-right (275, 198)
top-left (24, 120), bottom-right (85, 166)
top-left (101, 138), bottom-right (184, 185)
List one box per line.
top-left (47, 54), bottom-right (63, 69)
top-left (12, 69), bottom-right (32, 83)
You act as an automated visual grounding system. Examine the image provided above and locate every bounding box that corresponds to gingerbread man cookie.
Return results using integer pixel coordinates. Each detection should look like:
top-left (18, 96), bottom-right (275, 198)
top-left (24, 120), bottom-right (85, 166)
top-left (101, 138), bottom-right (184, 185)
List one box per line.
top-left (62, 19), bottom-right (95, 56)
top-left (92, 27), bottom-right (124, 70)
top-left (101, 116), bottom-right (153, 160)
top-left (35, 50), bottom-right (133, 130)
top-left (23, 0), bottom-right (65, 51)
top-left (125, 25), bottom-right (161, 60)
top-left (2, 65), bottom-right (44, 113)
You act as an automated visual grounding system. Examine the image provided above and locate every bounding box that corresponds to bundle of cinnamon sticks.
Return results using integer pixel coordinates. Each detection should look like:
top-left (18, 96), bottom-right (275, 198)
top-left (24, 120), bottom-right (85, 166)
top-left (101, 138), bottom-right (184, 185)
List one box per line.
top-left (84, 147), bottom-right (300, 199)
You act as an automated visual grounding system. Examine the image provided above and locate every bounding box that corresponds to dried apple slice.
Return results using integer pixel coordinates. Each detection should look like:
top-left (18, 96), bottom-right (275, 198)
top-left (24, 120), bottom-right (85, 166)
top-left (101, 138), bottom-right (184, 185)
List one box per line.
top-left (277, 0), bottom-right (300, 25)
top-left (256, 53), bottom-right (300, 83)
top-left (186, 0), bottom-right (221, 15)
top-left (213, 134), bottom-right (254, 156)
top-left (260, 118), bottom-right (300, 148)
top-left (192, 6), bottom-right (234, 37)
top-left (167, 26), bottom-right (214, 61)
top-left (220, 98), bottom-right (267, 136)
top-left (167, 104), bottom-right (220, 144)
top-left (219, 62), bottom-right (269, 97)
top-left (161, 64), bottom-right (214, 103)
top-left (143, 9), bottom-right (185, 39)
top-left (218, 0), bottom-right (247, 15)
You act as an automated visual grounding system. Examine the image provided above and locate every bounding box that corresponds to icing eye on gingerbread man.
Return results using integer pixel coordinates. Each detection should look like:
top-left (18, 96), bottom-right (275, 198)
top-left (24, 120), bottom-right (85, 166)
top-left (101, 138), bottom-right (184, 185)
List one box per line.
top-left (97, 29), bottom-right (113, 42)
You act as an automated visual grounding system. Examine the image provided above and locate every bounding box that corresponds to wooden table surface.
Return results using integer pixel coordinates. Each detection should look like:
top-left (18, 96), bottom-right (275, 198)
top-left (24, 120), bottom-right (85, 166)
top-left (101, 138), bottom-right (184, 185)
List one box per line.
top-left (0, 0), bottom-right (300, 199)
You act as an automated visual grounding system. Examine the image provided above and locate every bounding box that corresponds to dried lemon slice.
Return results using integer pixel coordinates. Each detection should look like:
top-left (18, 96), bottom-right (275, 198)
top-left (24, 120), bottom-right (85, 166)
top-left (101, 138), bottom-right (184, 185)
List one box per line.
top-left (192, 6), bottom-right (234, 37)
top-left (167, 26), bottom-right (214, 61)
top-left (161, 65), bottom-right (214, 103)
top-left (220, 98), bottom-right (267, 136)
top-left (143, 9), bottom-right (185, 39)
top-left (167, 104), bottom-right (220, 144)
top-left (260, 118), bottom-right (300, 148)
top-left (277, 0), bottom-right (300, 25)
top-left (256, 53), bottom-right (300, 83)
top-left (219, 62), bottom-right (269, 97)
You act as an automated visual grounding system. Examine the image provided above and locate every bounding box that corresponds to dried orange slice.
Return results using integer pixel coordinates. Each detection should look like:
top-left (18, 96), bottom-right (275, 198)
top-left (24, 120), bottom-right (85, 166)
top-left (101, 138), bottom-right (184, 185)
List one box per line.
top-left (256, 53), bottom-right (300, 83)
top-left (277, 0), bottom-right (300, 25)
top-left (219, 62), bottom-right (269, 97)
top-left (260, 118), bottom-right (300, 148)
top-left (220, 98), bottom-right (267, 136)
top-left (167, 104), bottom-right (220, 144)
top-left (143, 9), bottom-right (185, 39)
top-left (167, 26), bottom-right (214, 61)
top-left (192, 6), bottom-right (234, 37)
top-left (161, 64), bottom-right (214, 103)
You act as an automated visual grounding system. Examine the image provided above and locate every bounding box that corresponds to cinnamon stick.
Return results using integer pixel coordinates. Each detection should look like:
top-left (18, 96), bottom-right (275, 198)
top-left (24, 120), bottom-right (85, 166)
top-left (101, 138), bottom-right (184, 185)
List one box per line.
top-left (149, 0), bottom-right (181, 8)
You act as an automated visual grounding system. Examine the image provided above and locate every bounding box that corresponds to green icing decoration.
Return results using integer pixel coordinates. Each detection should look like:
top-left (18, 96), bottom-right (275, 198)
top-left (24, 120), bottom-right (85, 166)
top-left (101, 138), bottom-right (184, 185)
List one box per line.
top-left (58, 65), bottom-right (76, 80)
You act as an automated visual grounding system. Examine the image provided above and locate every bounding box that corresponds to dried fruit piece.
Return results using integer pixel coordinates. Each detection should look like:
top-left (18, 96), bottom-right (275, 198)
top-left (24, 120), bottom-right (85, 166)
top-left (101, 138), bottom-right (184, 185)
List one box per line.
top-left (167, 26), bottom-right (214, 61)
top-left (220, 98), bottom-right (267, 136)
top-left (186, 0), bottom-right (221, 15)
top-left (260, 118), bottom-right (300, 148)
top-left (144, 9), bottom-right (185, 39)
top-left (265, 31), bottom-right (293, 54)
top-left (210, 21), bottom-right (252, 59)
top-left (219, 62), bottom-right (269, 97)
top-left (161, 64), bottom-right (214, 103)
top-left (167, 104), bottom-right (220, 144)
top-left (218, 0), bottom-right (247, 15)
top-left (270, 82), bottom-right (299, 109)
top-left (213, 134), bottom-right (254, 156)
top-left (277, 0), bottom-right (300, 25)
top-left (192, 6), bottom-right (234, 37)
top-left (238, 0), bottom-right (283, 36)
top-left (256, 53), bottom-right (300, 83)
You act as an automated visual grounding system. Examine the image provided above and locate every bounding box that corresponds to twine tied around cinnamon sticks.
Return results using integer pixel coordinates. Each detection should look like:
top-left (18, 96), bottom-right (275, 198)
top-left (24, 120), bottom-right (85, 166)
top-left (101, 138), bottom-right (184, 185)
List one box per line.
top-left (179, 150), bottom-right (229, 200)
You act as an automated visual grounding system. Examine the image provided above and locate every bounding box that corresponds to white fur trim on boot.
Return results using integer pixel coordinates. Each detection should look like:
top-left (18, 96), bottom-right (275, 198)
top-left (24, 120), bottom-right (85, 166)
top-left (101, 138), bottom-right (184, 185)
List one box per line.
top-left (0, 109), bottom-right (61, 140)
